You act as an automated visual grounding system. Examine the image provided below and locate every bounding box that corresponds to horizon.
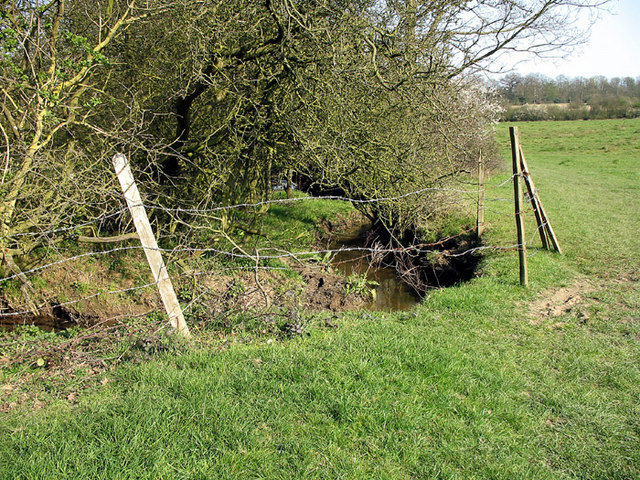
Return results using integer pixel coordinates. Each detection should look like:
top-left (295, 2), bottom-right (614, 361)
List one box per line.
top-left (495, 72), bottom-right (640, 82)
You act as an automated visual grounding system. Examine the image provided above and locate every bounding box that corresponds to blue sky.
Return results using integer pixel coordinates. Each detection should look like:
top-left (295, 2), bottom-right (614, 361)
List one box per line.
top-left (512, 0), bottom-right (640, 79)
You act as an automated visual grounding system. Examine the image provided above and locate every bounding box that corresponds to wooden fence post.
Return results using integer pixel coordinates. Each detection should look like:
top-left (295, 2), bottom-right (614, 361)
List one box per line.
top-left (112, 154), bottom-right (190, 335)
top-left (509, 127), bottom-right (529, 287)
top-left (477, 151), bottom-right (485, 237)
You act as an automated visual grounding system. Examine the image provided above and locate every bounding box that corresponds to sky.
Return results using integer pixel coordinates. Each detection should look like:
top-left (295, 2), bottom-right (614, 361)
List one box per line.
top-left (507, 0), bottom-right (640, 80)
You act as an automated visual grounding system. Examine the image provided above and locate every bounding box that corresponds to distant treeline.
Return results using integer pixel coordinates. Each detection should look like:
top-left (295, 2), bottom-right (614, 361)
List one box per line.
top-left (495, 73), bottom-right (640, 121)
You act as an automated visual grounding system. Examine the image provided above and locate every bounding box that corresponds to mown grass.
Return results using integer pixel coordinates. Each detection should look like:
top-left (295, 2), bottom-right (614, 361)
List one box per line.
top-left (1, 119), bottom-right (639, 479)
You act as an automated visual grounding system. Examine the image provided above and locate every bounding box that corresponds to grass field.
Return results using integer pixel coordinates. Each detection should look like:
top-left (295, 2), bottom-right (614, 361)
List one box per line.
top-left (1, 119), bottom-right (639, 479)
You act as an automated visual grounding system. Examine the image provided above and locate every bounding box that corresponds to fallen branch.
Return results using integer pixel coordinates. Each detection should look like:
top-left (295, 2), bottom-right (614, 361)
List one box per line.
top-left (77, 232), bottom-right (139, 244)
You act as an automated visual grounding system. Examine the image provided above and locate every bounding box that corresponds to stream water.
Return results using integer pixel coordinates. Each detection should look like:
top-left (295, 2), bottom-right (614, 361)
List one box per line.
top-left (329, 224), bottom-right (419, 311)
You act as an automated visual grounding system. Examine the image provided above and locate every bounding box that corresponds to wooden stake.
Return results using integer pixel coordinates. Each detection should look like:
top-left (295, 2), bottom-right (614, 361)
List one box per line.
top-left (518, 147), bottom-right (549, 250)
top-left (519, 147), bottom-right (562, 254)
top-left (477, 151), bottom-right (485, 237)
top-left (112, 154), bottom-right (189, 335)
top-left (509, 127), bottom-right (528, 287)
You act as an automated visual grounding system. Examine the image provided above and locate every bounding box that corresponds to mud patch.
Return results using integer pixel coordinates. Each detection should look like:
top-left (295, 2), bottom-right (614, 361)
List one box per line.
top-left (301, 270), bottom-right (367, 311)
top-left (528, 279), bottom-right (595, 326)
top-left (1, 291), bottom-right (157, 332)
top-left (186, 266), bottom-right (367, 323)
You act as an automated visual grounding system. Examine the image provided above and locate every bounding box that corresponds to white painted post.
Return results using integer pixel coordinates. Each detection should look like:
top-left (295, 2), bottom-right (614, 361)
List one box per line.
top-left (112, 154), bottom-right (189, 335)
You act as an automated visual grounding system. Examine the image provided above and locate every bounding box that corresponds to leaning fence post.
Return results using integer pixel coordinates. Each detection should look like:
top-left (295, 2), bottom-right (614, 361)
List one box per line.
top-left (519, 147), bottom-right (562, 254)
top-left (518, 146), bottom-right (550, 250)
top-left (477, 151), bottom-right (485, 237)
top-left (509, 127), bottom-right (528, 288)
top-left (112, 154), bottom-right (189, 335)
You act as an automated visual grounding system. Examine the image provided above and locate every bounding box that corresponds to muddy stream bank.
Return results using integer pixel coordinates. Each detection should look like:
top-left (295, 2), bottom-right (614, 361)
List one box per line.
top-left (328, 223), bottom-right (419, 311)
top-left (1, 219), bottom-right (481, 331)
top-left (326, 217), bottom-right (482, 311)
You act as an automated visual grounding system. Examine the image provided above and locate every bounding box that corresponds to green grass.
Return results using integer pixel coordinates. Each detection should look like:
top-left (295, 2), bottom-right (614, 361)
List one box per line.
top-left (260, 191), bottom-right (356, 245)
top-left (201, 191), bottom-right (356, 272)
top-left (1, 119), bottom-right (639, 478)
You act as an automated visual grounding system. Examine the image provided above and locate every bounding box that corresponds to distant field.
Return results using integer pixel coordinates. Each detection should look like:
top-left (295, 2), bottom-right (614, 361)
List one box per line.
top-left (509, 103), bottom-right (575, 109)
top-left (1, 119), bottom-right (639, 479)
top-left (503, 103), bottom-right (595, 121)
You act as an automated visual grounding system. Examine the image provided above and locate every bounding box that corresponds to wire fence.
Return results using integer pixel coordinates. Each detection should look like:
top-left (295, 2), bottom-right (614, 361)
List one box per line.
top-left (0, 165), bottom-right (551, 324)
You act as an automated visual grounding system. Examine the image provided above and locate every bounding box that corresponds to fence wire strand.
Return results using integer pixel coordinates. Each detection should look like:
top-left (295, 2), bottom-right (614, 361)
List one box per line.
top-left (1, 171), bottom-right (556, 321)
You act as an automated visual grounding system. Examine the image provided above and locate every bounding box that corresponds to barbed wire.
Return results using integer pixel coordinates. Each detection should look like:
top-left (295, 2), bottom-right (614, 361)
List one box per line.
top-left (0, 238), bottom-right (530, 319)
top-left (0, 211), bottom-right (527, 285)
top-left (1, 174), bottom-right (515, 242)
top-left (0, 201), bottom-right (530, 285)
top-left (0, 222), bottom-right (546, 320)
top-left (7, 208), bottom-right (130, 238)
top-left (0, 264), bottom-right (296, 318)
top-left (0, 246), bottom-right (144, 283)
top-left (141, 175), bottom-right (518, 215)
top-left (1, 171), bottom-right (555, 323)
